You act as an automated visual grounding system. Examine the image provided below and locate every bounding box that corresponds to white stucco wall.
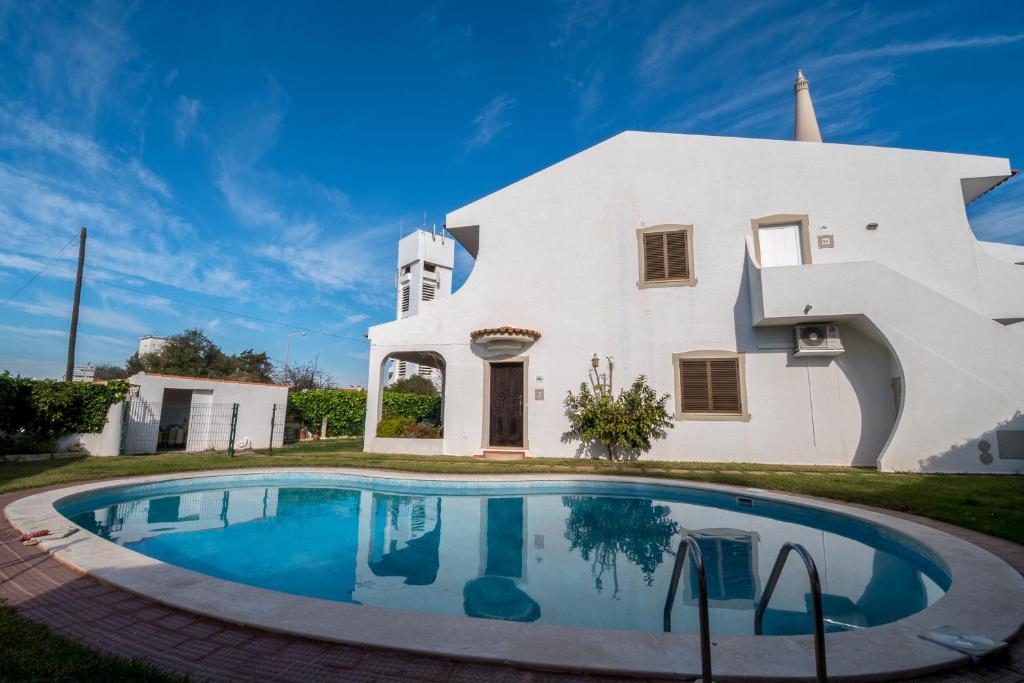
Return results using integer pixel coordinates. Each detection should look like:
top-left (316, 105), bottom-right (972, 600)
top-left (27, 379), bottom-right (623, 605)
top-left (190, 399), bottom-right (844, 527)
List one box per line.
top-left (364, 132), bottom-right (1023, 472)
top-left (126, 373), bottom-right (289, 453)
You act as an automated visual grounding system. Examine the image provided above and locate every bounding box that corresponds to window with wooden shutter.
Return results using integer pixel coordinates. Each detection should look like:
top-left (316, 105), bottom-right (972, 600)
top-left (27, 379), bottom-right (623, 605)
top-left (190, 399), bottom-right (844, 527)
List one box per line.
top-left (674, 352), bottom-right (748, 420)
top-left (637, 225), bottom-right (695, 287)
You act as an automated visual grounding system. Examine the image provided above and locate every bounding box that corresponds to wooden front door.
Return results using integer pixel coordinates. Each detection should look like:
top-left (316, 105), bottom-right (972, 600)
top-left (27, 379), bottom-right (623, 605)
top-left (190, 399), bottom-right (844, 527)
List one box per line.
top-left (489, 363), bottom-right (524, 447)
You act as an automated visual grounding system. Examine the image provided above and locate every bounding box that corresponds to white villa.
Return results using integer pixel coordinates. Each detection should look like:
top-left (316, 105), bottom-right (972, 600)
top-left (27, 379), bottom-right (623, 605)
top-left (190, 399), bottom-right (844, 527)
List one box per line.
top-left (363, 71), bottom-right (1024, 473)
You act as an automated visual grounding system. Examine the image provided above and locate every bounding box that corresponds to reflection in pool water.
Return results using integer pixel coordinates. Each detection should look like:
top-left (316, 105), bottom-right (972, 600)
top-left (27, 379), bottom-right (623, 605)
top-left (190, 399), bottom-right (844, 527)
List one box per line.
top-left (61, 477), bottom-right (946, 635)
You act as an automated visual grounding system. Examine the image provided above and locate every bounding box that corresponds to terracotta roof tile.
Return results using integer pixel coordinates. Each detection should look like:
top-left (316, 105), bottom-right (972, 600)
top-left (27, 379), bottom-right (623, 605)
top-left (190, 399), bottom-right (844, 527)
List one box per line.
top-left (469, 326), bottom-right (541, 340)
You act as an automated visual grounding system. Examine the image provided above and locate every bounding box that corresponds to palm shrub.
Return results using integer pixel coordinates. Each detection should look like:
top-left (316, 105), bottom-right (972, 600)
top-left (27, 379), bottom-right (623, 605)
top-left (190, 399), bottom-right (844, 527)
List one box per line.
top-left (563, 360), bottom-right (672, 461)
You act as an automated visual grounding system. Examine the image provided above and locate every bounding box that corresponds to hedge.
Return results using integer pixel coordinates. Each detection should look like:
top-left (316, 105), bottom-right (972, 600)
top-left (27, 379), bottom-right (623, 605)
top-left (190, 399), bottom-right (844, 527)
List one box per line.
top-left (0, 375), bottom-right (129, 454)
top-left (288, 389), bottom-right (441, 437)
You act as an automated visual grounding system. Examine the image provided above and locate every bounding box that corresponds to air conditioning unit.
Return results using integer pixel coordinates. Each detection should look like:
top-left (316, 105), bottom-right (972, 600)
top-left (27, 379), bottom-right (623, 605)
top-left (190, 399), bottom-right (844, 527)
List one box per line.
top-left (794, 323), bottom-right (844, 357)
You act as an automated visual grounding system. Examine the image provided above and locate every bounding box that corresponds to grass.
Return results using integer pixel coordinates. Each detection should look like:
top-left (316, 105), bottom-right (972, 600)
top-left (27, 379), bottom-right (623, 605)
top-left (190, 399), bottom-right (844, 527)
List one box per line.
top-left (0, 604), bottom-right (182, 682)
top-left (1, 439), bottom-right (1022, 543)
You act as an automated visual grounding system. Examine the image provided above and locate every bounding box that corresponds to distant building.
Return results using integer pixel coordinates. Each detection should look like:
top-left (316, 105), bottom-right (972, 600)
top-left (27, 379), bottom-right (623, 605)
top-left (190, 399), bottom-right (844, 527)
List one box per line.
top-left (362, 71), bottom-right (1024, 473)
top-left (138, 335), bottom-right (170, 356)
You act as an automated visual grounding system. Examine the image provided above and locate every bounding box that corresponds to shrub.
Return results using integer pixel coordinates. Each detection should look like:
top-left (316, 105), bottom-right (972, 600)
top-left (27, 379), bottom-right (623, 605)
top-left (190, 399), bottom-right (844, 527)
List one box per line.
top-left (376, 416), bottom-right (415, 437)
top-left (403, 422), bottom-right (442, 439)
top-left (563, 364), bottom-right (672, 461)
top-left (288, 390), bottom-right (367, 436)
top-left (0, 374), bottom-right (129, 438)
top-left (381, 392), bottom-right (441, 422)
top-left (0, 375), bottom-right (128, 455)
top-left (287, 389), bottom-right (443, 437)
top-left (0, 434), bottom-right (58, 456)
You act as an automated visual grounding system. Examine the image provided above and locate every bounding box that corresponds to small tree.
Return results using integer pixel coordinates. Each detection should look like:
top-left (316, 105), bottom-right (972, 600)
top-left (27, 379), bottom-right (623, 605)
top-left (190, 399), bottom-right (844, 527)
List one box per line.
top-left (388, 375), bottom-right (437, 395)
top-left (563, 357), bottom-right (672, 461)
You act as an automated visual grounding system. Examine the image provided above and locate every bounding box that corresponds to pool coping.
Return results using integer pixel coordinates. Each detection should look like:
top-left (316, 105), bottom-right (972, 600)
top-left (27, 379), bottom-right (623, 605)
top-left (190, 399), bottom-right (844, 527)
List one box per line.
top-left (5, 468), bottom-right (1023, 682)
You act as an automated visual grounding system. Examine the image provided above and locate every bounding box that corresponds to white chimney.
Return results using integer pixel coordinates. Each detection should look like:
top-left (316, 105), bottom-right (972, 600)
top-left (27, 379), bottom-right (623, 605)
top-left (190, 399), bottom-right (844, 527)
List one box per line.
top-left (794, 69), bottom-right (823, 143)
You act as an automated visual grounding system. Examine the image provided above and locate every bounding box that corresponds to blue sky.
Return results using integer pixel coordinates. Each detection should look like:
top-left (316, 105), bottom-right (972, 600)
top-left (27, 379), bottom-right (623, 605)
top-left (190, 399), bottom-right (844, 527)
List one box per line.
top-left (1, 0), bottom-right (1022, 385)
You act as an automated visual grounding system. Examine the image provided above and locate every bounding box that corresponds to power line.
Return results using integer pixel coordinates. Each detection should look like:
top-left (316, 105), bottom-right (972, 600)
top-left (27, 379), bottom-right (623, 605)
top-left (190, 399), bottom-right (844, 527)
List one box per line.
top-left (1, 234), bottom-right (371, 345)
top-left (0, 234), bottom-right (79, 308)
top-left (80, 272), bottom-right (370, 345)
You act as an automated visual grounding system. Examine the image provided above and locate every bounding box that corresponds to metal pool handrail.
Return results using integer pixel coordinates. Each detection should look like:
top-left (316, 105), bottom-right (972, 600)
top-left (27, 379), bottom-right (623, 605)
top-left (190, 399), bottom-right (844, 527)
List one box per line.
top-left (662, 535), bottom-right (712, 683)
top-left (754, 541), bottom-right (828, 682)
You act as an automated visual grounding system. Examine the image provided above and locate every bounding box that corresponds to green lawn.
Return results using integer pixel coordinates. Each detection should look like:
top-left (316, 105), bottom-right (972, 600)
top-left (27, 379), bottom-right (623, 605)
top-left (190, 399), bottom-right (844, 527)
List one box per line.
top-left (2, 439), bottom-right (1022, 543)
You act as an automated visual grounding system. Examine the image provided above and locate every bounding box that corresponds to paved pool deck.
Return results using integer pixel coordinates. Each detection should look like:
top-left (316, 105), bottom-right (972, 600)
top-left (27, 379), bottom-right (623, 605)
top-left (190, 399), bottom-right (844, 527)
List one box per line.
top-left (1, 477), bottom-right (1022, 683)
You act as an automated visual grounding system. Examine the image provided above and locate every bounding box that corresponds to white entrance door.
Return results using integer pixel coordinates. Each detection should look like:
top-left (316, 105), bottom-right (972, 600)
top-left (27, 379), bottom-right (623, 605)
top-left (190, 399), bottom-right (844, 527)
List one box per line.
top-left (759, 223), bottom-right (804, 267)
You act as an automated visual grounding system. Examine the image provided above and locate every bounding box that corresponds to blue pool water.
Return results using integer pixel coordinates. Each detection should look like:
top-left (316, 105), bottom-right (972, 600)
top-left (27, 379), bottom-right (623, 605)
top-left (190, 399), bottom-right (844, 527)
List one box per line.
top-left (57, 473), bottom-right (949, 636)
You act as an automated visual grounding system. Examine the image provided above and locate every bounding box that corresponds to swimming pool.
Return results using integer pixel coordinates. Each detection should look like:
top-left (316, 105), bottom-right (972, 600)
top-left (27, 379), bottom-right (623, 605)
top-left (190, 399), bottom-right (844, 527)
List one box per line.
top-left (54, 471), bottom-right (948, 637)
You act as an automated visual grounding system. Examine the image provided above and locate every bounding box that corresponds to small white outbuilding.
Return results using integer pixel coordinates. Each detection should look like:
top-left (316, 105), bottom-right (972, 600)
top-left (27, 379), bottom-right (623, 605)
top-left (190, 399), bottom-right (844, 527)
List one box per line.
top-left (82, 372), bottom-right (289, 456)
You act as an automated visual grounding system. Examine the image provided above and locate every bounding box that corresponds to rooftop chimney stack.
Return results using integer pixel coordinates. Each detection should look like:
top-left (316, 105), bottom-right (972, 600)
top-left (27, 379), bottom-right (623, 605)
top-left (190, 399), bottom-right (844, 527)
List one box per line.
top-left (794, 69), bottom-right (823, 143)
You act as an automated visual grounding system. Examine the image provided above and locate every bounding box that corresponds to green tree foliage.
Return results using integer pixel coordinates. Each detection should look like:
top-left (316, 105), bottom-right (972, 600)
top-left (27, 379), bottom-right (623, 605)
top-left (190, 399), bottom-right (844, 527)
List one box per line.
top-left (93, 364), bottom-right (129, 381)
top-left (288, 390), bottom-right (367, 436)
top-left (564, 370), bottom-right (672, 461)
top-left (381, 391), bottom-right (442, 422)
top-left (562, 496), bottom-right (679, 592)
top-left (0, 374), bottom-right (129, 453)
top-left (287, 389), bottom-right (442, 437)
top-left (125, 329), bottom-right (273, 383)
top-left (387, 375), bottom-right (437, 395)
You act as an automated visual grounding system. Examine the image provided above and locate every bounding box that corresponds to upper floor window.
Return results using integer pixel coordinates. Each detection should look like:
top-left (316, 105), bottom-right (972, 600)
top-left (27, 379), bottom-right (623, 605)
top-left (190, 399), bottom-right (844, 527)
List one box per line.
top-left (637, 225), bottom-right (695, 288)
top-left (751, 214), bottom-right (811, 267)
top-left (673, 351), bottom-right (749, 421)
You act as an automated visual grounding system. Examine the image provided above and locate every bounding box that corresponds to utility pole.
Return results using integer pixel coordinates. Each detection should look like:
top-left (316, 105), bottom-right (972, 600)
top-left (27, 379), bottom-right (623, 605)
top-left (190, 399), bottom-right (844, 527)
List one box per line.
top-left (65, 227), bottom-right (87, 382)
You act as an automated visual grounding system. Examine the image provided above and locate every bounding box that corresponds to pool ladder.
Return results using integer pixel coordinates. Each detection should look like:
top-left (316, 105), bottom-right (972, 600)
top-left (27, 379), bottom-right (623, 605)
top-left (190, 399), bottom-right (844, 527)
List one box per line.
top-left (663, 537), bottom-right (829, 683)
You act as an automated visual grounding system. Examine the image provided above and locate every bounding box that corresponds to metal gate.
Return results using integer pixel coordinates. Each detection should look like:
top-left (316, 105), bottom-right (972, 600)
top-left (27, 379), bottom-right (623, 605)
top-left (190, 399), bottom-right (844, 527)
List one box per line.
top-left (120, 398), bottom-right (240, 455)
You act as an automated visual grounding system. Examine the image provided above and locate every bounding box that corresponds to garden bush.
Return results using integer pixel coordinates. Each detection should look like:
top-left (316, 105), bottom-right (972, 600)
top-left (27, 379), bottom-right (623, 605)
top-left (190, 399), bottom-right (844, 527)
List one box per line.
top-left (563, 365), bottom-right (671, 461)
top-left (288, 389), bottom-right (441, 437)
top-left (376, 416), bottom-right (415, 437)
top-left (0, 374), bottom-right (129, 454)
top-left (402, 421), bottom-right (442, 438)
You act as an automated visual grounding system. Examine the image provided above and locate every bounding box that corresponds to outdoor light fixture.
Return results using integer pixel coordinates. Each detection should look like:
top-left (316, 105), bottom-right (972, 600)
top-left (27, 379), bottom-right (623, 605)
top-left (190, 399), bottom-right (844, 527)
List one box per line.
top-left (591, 353), bottom-right (600, 369)
top-left (866, 222), bottom-right (879, 231)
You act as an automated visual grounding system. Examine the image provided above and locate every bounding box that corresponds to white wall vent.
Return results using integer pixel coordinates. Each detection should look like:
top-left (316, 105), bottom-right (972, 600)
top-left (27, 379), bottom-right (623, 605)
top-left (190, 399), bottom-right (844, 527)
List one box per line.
top-left (400, 285), bottom-right (411, 313)
top-left (794, 323), bottom-right (844, 357)
top-left (422, 281), bottom-right (436, 302)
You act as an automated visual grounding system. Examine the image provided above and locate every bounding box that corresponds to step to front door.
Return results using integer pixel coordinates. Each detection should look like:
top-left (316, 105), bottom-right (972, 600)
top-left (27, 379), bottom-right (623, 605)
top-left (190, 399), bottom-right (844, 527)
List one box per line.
top-left (476, 449), bottom-right (527, 461)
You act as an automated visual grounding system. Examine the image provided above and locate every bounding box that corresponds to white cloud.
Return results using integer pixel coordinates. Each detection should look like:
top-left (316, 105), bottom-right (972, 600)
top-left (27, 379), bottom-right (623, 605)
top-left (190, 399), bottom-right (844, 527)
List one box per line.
top-left (7, 2), bottom-right (140, 126)
top-left (465, 94), bottom-right (516, 151)
top-left (0, 108), bottom-right (251, 300)
top-left (174, 96), bottom-right (203, 145)
top-left (819, 33), bottom-right (1024, 68)
top-left (231, 318), bottom-right (266, 332)
top-left (637, 2), bottom-right (767, 81)
top-left (969, 179), bottom-right (1024, 245)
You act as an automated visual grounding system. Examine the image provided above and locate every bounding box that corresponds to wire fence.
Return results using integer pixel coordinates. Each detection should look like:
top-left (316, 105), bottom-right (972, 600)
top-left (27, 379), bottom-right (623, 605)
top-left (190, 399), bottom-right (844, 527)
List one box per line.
top-left (121, 399), bottom-right (239, 455)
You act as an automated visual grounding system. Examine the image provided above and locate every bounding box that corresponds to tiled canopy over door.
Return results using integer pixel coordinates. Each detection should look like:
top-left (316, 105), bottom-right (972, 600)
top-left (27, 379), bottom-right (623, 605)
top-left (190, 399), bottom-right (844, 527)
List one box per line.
top-left (759, 223), bottom-right (803, 267)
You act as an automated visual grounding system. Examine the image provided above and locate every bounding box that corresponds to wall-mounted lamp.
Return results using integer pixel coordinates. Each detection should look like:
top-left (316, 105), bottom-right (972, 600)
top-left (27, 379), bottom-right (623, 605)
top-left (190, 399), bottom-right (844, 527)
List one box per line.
top-left (591, 353), bottom-right (600, 370)
top-left (804, 304), bottom-right (813, 314)
top-left (866, 222), bottom-right (879, 231)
